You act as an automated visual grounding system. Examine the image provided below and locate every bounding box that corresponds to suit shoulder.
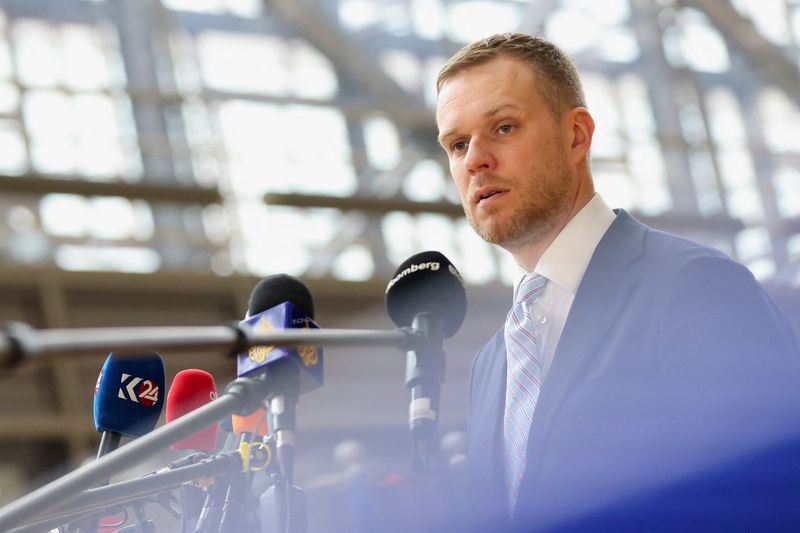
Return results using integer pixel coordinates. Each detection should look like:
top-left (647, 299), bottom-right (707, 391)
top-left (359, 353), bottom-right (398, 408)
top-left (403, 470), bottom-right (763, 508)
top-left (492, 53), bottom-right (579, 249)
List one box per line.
top-left (641, 225), bottom-right (732, 269)
top-left (642, 228), bottom-right (767, 296)
top-left (601, 210), bottom-right (735, 278)
top-left (639, 227), bottom-right (781, 319)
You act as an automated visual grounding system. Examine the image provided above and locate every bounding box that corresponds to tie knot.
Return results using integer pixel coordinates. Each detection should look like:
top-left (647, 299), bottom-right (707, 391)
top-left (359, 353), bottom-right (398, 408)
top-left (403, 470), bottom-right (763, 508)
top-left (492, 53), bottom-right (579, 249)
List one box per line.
top-left (515, 273), bottom-right (547, 305)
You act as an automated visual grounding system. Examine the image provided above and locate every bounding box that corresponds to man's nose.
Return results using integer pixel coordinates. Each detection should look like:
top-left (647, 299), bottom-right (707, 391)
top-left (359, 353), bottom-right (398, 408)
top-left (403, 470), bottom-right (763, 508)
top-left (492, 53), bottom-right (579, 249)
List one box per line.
top-left (464, 138), bottom-right (497, 174)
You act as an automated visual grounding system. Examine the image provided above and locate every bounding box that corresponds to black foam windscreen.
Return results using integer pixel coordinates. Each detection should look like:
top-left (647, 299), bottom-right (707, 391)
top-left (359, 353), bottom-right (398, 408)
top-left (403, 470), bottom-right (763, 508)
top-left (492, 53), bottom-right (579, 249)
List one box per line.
top-left (385, 251), bottom-right (467, 338)
top-left (248, 274), bottom-right (314, 318)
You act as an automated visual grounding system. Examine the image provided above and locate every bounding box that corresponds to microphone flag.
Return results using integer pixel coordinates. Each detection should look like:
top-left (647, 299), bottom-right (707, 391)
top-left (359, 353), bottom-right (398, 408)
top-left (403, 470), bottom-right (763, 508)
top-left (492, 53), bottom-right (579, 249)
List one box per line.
top-left (236, 300), bottom-right (323, 395)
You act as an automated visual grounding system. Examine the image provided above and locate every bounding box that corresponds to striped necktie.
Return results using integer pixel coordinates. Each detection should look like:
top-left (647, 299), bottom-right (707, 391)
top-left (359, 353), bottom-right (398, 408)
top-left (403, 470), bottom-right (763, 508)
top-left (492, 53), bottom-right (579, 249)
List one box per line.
top-left (503, 272), bottom-right (547, 512)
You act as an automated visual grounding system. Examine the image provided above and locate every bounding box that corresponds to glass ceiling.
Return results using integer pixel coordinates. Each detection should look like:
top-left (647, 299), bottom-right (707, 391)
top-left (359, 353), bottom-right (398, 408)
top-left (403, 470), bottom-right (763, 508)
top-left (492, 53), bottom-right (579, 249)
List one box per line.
top-left (0, 0), bottom-right (798, 285)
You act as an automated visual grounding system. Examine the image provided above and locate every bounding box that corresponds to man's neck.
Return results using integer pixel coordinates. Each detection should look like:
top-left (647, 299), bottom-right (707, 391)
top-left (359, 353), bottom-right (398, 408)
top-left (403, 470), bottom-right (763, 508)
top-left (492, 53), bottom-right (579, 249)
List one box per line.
top-left (508, 182), bottom-right (595, 271)
top-left (506, 223), bottom-right (564, 272)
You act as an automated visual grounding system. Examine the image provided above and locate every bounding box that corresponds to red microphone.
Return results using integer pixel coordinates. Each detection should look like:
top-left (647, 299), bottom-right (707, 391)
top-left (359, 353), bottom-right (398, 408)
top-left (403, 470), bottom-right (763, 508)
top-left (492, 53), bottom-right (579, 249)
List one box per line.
top-left (166, 369), bottom-right (219, 453)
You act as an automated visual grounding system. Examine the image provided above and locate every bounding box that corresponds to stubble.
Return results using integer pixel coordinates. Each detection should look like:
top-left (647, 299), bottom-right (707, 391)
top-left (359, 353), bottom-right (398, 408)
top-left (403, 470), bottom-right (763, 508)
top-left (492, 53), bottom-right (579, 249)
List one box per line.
top-left (464, 145), bottom-right (574, 250)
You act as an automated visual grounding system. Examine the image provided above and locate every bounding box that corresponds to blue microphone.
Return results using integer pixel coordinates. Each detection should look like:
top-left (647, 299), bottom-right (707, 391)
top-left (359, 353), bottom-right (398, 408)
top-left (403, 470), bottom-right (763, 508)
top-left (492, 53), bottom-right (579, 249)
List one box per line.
top-left (80, 353), bottom-right (166, 533)
top-left (93, 352), bottom-right (166, 458)
top-left (237, 275), bottom-right (322, 487)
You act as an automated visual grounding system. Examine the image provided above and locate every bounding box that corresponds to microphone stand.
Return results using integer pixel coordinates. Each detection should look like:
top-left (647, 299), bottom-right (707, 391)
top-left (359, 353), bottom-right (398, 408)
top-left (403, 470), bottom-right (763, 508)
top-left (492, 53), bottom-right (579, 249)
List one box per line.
top-left (0, 327), bottom-right (423, 531)
top-left (0, 322), bottom-right (418, 365)
top-left (193, 475), bottom-right (230, 533)
top-left (260, 477), bottom-right (307, 533)
top-left (217, 470), bottom-right (247, 533)
top-left (97, 432), bottom-right (122, 458)
top-left (8, 452), bottom-right (250, 533)
top-left (178, 483), bottom-right (205, 533)
top-left (406, 312), bottom-right (446, 473)
top-left (216, 432), bottom-right (259, 533)
top-left (77, 429), bottom-right (122, 532)
top-left (121, 503), bottom-right (156, 533)
top-left (238, 361), bottom-right (306, 533)
top-left (0, 376), bottom-right (271, 532)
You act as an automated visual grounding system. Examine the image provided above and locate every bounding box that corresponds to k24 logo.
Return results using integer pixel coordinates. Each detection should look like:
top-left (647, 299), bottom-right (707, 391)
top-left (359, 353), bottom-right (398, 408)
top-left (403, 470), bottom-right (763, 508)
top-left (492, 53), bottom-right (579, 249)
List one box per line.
top-left (117, 373), bottom-right (160, 406)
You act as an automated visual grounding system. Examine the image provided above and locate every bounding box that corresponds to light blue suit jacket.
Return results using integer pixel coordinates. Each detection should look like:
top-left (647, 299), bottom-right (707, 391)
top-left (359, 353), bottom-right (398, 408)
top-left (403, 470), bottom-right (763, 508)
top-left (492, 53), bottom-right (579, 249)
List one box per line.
top-left (466, 210), bottom-right (800, 531)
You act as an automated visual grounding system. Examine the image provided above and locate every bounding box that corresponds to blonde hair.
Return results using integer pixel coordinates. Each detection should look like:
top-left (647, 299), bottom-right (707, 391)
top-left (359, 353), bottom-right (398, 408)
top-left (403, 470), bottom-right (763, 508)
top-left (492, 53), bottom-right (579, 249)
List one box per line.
top-left (436, 33), bottom-right (586, 118)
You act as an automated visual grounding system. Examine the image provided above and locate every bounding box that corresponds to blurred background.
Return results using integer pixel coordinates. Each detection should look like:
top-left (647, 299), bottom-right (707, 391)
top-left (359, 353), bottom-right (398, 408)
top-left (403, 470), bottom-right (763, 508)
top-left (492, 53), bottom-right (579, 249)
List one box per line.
top-left (0, 0), bottom-right (798, 527)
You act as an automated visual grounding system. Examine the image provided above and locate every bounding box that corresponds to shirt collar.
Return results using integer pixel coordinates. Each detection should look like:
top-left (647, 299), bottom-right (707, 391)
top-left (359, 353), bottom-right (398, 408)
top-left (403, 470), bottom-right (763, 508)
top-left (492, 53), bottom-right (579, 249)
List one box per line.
top-left (514, 194), bottom-right (616, 299)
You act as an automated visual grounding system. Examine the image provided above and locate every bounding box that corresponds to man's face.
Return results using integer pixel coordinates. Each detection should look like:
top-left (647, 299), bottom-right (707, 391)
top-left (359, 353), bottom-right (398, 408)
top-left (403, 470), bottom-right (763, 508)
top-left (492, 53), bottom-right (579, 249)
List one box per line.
top-left (436, 56), bottom-right (576, 250)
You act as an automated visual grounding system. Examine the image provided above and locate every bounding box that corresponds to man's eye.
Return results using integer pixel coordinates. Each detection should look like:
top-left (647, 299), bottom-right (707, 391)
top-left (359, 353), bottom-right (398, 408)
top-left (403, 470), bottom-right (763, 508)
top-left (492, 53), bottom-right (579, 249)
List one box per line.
top-left (498, 124), bottom-right (513, 134)
top-left (451, 141), bottom-right (468, 152)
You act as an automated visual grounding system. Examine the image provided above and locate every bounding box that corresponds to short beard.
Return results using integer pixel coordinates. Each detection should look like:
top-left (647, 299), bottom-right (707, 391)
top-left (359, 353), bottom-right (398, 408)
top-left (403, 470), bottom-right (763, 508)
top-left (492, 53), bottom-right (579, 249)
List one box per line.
top-left (465, 162), bottom-right (573, 250)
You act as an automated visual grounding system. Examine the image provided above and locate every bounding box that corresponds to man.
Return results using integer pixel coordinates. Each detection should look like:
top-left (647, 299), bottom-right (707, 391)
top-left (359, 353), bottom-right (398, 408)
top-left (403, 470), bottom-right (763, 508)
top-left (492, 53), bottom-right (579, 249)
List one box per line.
top-left (435, 33), bottom-right (800, 531)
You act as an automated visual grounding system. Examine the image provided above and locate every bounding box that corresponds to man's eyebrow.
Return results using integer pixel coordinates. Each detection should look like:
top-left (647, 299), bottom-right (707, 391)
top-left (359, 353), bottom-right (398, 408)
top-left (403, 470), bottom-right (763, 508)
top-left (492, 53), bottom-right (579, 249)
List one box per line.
top-left (437, 102), bottom-right (523, 147)
top-left (485, 102), bottom-right (523, 116)
top-left (437, 128), bottom-right (455, 148)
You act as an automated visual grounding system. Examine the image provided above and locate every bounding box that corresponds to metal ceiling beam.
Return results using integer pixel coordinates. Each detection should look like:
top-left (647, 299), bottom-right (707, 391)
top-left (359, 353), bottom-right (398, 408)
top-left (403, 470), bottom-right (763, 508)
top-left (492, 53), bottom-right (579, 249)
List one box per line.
top-left (304, 144), bottom-right (431, 277)
top-left (264, 0), bottom-right (432, 125)
top-left (0, 264), bottom-right (391, 301)
top-left (265, 191), bottom-right (463, 217)
top-left (629, 0), bottom-right (700, 215)
top-left (0, 175), bottom-right (221, 205)
top-left (685, 0), bottom-right (800, 107)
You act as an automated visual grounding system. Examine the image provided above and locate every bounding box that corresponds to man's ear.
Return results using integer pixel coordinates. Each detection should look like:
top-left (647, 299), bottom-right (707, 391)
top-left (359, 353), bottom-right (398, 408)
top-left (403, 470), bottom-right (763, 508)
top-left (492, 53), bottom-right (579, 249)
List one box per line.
top-left (567, 107), bottom-right (595, 165)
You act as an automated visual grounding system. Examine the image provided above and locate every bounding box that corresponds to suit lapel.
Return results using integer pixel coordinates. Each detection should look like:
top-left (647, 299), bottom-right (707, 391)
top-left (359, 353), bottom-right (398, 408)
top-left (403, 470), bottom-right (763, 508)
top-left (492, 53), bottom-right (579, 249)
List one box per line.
top-left (518, 210), bottom-right (648, 496)
top-left (471, 329), bottom-right (507, 459)
top-left (468, 328), bottom-right (513, 523)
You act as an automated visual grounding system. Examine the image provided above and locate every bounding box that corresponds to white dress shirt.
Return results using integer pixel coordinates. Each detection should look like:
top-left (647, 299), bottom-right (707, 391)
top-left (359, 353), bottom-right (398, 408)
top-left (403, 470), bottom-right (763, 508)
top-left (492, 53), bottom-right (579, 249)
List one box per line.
top-left (512, 194), bottom-right (617, 382)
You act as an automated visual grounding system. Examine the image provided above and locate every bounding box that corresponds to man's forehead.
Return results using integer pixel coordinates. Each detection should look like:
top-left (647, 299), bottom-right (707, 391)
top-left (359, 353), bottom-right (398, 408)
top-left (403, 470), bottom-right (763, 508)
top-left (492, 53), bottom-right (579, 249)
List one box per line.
top-left (437, 60), bottom-right (536, 111)
top-left (439, 100), bottom-right (523, 122)
top-left (438, 55), bottom-right (534, 92)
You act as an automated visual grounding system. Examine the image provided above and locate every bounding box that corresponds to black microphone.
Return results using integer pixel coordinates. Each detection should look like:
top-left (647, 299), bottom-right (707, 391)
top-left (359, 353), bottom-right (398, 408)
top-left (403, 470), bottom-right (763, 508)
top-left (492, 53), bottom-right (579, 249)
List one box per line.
top-left (385, 251), bottom-right (467, 472)
top-left (237, 274), bottom-right (321, 485)
top-left (236, 275), bottom-right (320, 533)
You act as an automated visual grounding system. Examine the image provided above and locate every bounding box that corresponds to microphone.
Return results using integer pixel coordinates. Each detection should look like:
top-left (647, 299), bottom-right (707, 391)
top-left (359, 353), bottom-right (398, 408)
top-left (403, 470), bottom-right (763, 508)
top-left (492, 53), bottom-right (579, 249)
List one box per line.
top-left (232, 406), bottom-right (272, 491)
top-left (237, 274), bottom-right (323, 485)
top-left (237, 275), bottom-right (323, 392)
top-left (165, 369), bottom-right (219, 533)
top-left (236, 275), bottom-right (320, 533)
top-left (385, 251), bottom-right (467, 472)
top-left (217, 407), bottom-right (271, 533)
top-left (93, 352), bottom-right (166, 459)
top-left (232, 407), bottom-right (269, 442)
top-left (87, 352), bottom-right (165, 533)
top-left (166, 369), bottom-right (219, 454)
